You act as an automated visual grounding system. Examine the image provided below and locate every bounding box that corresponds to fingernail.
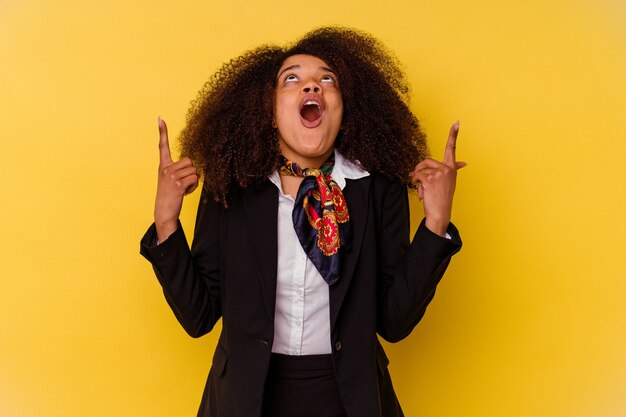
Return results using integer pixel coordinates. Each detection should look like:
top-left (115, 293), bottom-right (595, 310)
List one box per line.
top-left (455, 120), bottom-right (460, 129)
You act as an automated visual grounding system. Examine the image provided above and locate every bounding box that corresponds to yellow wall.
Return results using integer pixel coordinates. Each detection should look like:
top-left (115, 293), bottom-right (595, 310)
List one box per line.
top-left (1, 0), bottom-right (624, 416)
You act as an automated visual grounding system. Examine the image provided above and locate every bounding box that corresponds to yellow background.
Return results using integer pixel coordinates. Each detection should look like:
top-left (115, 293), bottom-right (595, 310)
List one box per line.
top-left (1, 0), bottom-right (624, 416)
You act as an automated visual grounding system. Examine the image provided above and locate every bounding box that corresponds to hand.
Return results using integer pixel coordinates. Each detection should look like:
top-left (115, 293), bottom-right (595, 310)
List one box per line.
top-left (154, 117), bottom-right (199, 243)
top-left (410, 121), bottom-right (466, 237)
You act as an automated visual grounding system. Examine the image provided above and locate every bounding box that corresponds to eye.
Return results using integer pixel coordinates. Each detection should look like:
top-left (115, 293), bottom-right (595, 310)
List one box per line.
top-left (321, 75), bottom-right (335, 84)
top-left (284, 74), bottom-right (298, 83)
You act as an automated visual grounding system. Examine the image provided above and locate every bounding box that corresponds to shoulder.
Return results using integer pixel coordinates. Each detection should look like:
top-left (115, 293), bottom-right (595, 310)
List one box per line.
top-left (345, 173), bottom-right (409, 220)
top-left (369, 172), bottom-right (407, 200)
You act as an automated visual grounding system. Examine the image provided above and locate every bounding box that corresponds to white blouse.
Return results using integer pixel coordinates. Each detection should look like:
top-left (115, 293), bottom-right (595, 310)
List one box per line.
top-left (268, 151), bottom-right (369, 355)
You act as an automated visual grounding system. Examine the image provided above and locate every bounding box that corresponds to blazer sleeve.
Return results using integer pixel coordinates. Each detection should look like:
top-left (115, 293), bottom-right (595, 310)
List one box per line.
top-left (139, 187), bottom-right (223, 338)
top-left (375, 179), bottom-right (462, 343)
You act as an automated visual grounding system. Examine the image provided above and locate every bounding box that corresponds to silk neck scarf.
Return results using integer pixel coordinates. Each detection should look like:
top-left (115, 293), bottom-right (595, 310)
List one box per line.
top-left (279, 154), bottom-right (351, 285)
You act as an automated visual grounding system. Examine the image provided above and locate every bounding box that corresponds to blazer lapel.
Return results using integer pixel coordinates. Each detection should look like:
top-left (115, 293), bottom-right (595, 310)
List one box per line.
top-left (329, 176), bottom-right (371, 330)
top-left (241, 182), bottom-right (279, 321)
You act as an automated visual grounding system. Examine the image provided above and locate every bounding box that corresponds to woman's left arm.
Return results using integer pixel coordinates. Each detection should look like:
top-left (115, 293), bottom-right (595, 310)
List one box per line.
top-left (377, 121), bottom-right (465, 342)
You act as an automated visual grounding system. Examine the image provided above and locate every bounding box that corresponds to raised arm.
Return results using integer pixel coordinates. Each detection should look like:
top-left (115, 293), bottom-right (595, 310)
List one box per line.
top-left (140, 118), bottom-right (222, 338)
top-left (377, 122), bottom-right (464, 342)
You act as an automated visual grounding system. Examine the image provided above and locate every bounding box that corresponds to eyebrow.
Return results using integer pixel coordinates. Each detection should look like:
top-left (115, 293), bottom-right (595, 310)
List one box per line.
top-left (276, 65), bottom-right (336, 80)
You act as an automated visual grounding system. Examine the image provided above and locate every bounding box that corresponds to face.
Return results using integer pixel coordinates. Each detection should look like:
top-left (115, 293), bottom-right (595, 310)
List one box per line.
top-left (274, 54), bottom-right (343, 168)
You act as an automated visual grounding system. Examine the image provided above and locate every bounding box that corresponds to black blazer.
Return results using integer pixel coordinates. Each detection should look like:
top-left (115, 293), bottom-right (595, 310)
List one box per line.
top-left (141, 173), bottom-right (461, 417)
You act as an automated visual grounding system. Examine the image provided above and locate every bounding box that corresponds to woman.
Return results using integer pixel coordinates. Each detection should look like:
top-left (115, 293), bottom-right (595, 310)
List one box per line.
top-left (141, 27), bottom-right (464, 417)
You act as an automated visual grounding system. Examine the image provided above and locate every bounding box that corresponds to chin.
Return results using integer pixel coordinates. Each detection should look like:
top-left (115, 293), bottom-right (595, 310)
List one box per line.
top-left (300, 140), bottom-right (334, 155)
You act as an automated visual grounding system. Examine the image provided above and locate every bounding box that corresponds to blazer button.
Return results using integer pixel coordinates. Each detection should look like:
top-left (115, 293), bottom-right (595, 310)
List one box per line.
top-left (335, 341), bottom-right (342, 351)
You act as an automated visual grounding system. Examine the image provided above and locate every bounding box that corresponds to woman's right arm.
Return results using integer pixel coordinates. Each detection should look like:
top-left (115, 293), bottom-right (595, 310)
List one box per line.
top-left (140, 118), bottom-right (222, 338)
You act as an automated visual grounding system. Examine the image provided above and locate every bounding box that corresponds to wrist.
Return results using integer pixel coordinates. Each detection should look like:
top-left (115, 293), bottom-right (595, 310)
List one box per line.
top-left (154, 219), bottom-right (178, 243)
top-left (425, 217), bottom-right (449, 237)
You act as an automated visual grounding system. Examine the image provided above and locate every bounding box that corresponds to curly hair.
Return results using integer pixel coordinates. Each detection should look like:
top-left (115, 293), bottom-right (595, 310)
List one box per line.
top-left (179, 26), bottom-right (429, 203)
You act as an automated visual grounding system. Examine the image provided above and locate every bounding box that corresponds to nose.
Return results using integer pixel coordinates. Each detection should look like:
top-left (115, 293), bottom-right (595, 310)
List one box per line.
top-left (302, 81), bottom-right (320, 93)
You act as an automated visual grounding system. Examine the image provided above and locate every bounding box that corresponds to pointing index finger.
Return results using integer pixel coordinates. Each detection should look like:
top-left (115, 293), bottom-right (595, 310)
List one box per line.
top-left (158, 116), bottom-right (173, 166)
top-left (444, 120), bottom-right (460, 166)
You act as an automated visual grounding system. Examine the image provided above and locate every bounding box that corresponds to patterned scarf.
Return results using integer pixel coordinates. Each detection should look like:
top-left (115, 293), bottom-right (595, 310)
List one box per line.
top-left (279, 154), bottom-right (351, 285)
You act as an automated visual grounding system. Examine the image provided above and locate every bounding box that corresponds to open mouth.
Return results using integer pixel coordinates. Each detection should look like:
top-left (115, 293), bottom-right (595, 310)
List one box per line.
top-left (299, 98), bottom-right (324, 128)
top-left (301, 101), bottom-right (321, 121)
